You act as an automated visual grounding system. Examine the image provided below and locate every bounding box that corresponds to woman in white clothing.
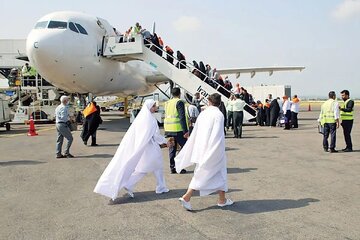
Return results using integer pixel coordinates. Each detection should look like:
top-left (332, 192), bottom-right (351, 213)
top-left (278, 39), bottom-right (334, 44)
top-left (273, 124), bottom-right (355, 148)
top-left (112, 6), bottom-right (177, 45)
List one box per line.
top-left (94, 99), bottom-right (169, 201)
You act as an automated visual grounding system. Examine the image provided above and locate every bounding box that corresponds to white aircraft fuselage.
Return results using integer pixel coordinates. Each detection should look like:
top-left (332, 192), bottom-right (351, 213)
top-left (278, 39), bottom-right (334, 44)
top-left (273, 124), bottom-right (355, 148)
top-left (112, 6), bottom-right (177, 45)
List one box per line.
top-left (26, 11), bottom-right (159, 96)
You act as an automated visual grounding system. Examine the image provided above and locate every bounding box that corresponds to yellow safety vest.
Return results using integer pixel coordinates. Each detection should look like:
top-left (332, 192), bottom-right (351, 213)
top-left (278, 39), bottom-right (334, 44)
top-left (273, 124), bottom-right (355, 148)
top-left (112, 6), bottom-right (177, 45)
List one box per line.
top-left (340, 99), bottom-right (354, 120)
top-left (164, 98), bottom-right (188, 132)
top-left (320, 99), bottom-right (336, 125)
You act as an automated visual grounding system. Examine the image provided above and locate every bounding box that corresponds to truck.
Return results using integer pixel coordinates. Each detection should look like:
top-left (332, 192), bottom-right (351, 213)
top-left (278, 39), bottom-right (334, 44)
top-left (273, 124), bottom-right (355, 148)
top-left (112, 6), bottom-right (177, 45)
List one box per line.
top-left (0, 96), bottom-right (11, 131)
top-left (129, 93), bottom-right (165, 126)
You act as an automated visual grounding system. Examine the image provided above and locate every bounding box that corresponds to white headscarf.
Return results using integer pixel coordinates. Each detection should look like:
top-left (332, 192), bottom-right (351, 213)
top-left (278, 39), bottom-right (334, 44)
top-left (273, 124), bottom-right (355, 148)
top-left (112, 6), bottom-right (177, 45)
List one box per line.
top-left (94, 99), bottom-right (158, 199)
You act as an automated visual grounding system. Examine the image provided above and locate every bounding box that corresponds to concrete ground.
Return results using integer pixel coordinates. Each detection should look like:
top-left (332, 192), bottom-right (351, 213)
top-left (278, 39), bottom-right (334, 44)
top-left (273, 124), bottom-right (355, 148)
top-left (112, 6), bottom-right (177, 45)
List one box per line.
top-left (0, 107), bottom-right (359, 240)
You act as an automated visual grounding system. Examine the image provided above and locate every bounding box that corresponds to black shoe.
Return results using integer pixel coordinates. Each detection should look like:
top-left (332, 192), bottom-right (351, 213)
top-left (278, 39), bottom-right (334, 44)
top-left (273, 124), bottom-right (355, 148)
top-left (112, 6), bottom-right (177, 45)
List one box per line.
top-left (329, 149), bottom-right (338, 153)
top-left (65, 153), bottom-right (75, 158)
top-left (343, 148), bottom-right (353, 152)
top-left (91, 144), bottom-right (99, 146)
top-left (170, 169), bottom-right (177, 174)
top-left (180, 169), bottom-right (187, 174)
top-left (83, 141), bottom-right (87, 145)
top-left (56, 154), bottom-right (65, 158)
top-left (323, 148), bottom-right (329, 152)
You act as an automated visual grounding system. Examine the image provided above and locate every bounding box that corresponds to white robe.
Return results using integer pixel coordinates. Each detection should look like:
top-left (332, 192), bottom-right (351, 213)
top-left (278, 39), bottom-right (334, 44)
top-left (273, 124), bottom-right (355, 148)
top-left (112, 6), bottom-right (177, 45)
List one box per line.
top-left (94, 99), bottom-right (167, 199)
top-left (175, 106), bottom-right (228, 196)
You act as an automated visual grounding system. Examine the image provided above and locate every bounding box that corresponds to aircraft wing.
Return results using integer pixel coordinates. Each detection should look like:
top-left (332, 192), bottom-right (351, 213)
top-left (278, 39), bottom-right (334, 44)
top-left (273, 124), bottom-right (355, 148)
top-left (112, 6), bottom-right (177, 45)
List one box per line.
top-left (15, 55), bottom-right (29, 62)
top-left (145, 74), bottom-right (170, 84)
top-left (217, 66), bottom-right (305, 79)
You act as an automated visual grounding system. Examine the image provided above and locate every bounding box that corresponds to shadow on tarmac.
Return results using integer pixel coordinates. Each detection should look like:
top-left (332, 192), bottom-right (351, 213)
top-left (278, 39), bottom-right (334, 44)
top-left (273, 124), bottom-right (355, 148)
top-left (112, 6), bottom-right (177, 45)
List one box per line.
top-left (89, 144), bottom-right (120, 147)
top-left (0, 160), bottom-right (47, 166)
top-left (227, 168), bottom-right (258, 174)
top-left (109, 188), bottom-right (243, 205)
top-left (243, 136), bottom-right (279, 139)
top-left (194, 198), bottom-right (320, 214)
top-left (225, 147), bottom-right (239, 151)
top-left (75, 154), bottom-right (114, 159)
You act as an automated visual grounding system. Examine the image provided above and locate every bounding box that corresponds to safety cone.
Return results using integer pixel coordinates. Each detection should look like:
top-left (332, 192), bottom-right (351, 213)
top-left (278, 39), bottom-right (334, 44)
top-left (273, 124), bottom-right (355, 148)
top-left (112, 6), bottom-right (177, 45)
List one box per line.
top-left (308, 103), bottom-right (312, 111)
top-left (27, 116), bottom-right (38, 136)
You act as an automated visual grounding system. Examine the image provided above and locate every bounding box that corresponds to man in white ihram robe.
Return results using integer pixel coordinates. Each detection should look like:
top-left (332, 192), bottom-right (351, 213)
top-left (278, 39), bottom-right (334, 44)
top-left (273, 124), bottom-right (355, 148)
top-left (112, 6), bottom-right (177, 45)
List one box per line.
top-left (94, 99), bottom-right (169, 201)
top-left (175, 93), bottom-right (233, 211)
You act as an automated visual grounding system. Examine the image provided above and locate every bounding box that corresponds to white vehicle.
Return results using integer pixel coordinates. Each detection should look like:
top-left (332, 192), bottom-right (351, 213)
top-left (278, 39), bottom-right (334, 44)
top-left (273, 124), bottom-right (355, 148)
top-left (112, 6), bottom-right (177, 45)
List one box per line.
top-left (0, 97), bottom-right (11, 131)
top-left (129, 93), bottom-right (164, 125)
top-left (11, 76), bottom-right (62, 123)
top-left (26, 11), bottom-right (304, 122)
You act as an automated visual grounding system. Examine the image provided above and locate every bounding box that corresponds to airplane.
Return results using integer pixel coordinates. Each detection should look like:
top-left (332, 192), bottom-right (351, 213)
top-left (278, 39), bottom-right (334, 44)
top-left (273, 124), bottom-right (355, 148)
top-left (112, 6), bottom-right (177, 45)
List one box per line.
top-left (26, 11), bottom-right (304, 100)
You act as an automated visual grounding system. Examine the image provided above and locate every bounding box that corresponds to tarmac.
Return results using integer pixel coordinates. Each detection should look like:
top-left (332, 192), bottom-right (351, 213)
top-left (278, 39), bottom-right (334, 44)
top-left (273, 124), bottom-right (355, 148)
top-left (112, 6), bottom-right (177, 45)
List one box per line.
top-left (0, 106), bottom-right (359, 240)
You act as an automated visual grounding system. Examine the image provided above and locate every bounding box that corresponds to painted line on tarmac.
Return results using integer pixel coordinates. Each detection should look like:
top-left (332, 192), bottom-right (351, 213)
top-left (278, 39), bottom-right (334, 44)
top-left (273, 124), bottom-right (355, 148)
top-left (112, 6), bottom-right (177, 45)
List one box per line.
top-left (0, 126), bottom-right (56, 138)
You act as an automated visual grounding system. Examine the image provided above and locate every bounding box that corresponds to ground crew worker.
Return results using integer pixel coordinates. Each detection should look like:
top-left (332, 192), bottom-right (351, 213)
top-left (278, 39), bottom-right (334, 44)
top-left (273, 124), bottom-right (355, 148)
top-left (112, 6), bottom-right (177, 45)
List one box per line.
top-left (319, 91), bottom-right (340, 153)
top-left (339, 90), bottom-right (354, 152)
top-left (21, 63), bottom-right (37, 86)
top-left (164, 87), bottom-right (189, 174)
top-left (165, 45), bottom-right (174, 64)
top-left (133, 22), bottom-right (141, 34)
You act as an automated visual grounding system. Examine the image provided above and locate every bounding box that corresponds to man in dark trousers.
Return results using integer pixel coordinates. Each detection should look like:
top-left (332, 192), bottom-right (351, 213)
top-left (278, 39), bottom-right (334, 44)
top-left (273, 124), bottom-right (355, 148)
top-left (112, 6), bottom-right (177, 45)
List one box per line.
top-left (269, 95), bottom-right (280, 127)
top-left (319, 91), bottom-right (340, 153)
top-left (339, 90), bottom-right (354, 152)
top-left (164, 88), bottom-right (189, 174)
top-left (232, 94), bottom-right (245, 138)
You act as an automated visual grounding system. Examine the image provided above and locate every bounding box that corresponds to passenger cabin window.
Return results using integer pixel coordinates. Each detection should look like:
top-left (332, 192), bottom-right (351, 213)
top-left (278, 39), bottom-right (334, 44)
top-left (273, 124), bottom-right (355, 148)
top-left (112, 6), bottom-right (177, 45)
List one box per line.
top-left (48, 21), bottom-right (67, 29)
top-left (69, 22), bottom-right (79, 33)
top-left (34, 21), bottom-right (48, 29)
top-left (75, 23), bottom-right (88, 35)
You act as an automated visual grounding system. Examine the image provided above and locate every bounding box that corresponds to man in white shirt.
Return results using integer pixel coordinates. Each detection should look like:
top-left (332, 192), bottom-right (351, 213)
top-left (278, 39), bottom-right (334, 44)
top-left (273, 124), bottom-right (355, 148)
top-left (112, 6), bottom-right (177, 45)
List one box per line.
top-left (231, 94), bottom-right (246, 138)
top-left (188, 104), bottom-right (199, 135)
top-left (282, 96), bottom-right (291, 130)
top-left (319, 91), bottom-right (340, 153)
top-left (290, 95), bottom-right (300, 128)
top-left (55, 95), bottom-right (74, 158)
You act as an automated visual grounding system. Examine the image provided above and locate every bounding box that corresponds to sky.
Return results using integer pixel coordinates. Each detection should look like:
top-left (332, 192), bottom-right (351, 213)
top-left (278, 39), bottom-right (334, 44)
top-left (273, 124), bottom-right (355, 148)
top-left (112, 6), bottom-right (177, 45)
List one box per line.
top-left (1, 0), bottom-right (360, 98)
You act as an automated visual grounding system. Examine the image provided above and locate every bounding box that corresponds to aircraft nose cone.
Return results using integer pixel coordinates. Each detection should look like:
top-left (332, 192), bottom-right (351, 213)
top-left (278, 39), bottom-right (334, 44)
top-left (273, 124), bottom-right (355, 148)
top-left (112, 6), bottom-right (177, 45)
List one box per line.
top-left (26, 30), bottom-right (63, 69)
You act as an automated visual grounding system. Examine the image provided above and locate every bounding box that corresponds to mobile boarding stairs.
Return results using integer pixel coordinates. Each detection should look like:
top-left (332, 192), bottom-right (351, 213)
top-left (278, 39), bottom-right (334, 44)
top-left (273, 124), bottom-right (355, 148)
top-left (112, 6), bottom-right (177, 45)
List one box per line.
top-left (102, 35), bottom-right (257, 122)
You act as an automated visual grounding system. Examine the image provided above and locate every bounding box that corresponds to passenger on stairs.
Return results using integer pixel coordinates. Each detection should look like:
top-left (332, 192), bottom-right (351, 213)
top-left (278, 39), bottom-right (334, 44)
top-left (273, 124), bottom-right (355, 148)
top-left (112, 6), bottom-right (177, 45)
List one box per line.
top-left (199, 61), bottom-right (207, 80)
top-left (224, 76), bottom-right (233, 91)
top-left (175, 51), bottom-right (187, 69)
top-left (124, 26), bottom-right (132, 42)
top-left (215, 75), bottom-right (225, 87)
top-left (141, 28), bottom-right (152, 44)
top-left (206, 64), bottom-right (213, 80)
top-left (192, 61), bottom-right (201, 79)
top-left (151, 33), bottom-right (162, 56)
top-left (165, 45), bottom-right (174, 64)
top-left (158, 36), bottom-right (164, 52)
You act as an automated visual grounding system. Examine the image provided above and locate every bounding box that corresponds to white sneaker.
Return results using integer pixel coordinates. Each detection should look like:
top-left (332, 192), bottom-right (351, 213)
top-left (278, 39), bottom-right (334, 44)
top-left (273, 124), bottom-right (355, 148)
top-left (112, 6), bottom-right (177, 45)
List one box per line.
top-left (178, 197), bottom-right (192, 211)
top-left (156, 188), bottom-right (170, 194)
top-left (217, 198), bottom-right (234, 207)
top-left (124, 188), bottom-right (134, 198)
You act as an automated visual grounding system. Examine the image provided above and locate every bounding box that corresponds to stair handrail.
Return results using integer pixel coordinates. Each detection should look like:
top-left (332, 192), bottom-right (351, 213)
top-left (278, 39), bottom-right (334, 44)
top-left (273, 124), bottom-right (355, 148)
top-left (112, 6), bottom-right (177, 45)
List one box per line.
top-left (142, 37), bottom-right (236, 99)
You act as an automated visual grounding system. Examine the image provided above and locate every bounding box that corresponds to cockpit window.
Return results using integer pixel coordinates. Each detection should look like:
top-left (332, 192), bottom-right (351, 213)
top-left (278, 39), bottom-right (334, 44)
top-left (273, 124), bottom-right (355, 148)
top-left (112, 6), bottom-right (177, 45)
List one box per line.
top-left (75, 23), bottom-right (88, 35)
top-left (69, 22), bottom-right (79, 33)
top-left (48, 21), bottom-right (67, 29)
top-left (34, 21), bottom-right (48, 29)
